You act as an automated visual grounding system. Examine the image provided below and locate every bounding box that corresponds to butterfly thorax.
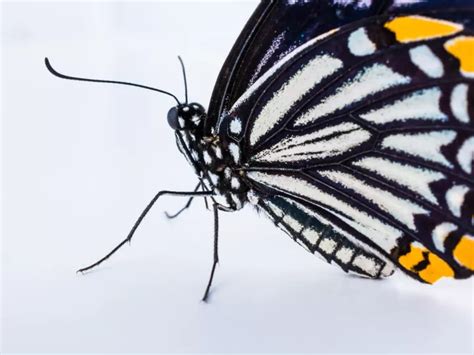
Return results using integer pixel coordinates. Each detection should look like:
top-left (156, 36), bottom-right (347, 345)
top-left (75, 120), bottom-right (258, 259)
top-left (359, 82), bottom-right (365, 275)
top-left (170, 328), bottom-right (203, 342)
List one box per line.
top-left (176, 129), bottom-right (249, 210)
top-left (167, 102), bottom-right (250, 210)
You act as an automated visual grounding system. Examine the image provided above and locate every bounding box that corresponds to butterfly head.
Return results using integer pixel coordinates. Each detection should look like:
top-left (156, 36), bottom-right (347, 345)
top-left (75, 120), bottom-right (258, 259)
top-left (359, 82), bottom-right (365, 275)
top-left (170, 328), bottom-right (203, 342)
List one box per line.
top-left (167, 103), bottom-right (206, 131)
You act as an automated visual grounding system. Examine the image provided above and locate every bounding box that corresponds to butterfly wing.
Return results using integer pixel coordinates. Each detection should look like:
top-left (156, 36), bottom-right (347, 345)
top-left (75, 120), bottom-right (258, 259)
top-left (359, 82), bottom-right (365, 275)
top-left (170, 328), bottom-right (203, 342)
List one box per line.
top-left (206, 0), bottom-right (474, 131)
top-left (206, 0), bottom-right (389, 131)
top-left (217, 7), bottom-right (474, 282)
top-left (257, 193), bottom-right (398, 279)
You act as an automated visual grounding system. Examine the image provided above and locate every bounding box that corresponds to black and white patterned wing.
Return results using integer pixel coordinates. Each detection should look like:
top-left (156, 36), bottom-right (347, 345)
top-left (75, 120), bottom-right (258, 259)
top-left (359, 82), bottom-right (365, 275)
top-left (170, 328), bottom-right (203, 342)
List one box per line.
top-left (207, 0), bottom-right (462, 132)
top-left (206, 0), bottom-right (474, 132)
top-left (218, 8), bottom-right (474, 282)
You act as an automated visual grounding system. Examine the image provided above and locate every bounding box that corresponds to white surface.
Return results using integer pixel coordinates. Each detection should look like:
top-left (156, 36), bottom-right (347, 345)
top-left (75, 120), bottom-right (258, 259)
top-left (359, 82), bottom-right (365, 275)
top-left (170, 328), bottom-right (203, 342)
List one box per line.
top-left (1, 1), bottom-right (473, 353)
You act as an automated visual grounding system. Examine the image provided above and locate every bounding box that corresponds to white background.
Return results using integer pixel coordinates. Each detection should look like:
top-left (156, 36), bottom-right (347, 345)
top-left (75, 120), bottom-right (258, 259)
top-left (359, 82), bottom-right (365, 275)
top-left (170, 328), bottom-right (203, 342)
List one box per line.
top-left (1, 1), bottom-right (473, 353)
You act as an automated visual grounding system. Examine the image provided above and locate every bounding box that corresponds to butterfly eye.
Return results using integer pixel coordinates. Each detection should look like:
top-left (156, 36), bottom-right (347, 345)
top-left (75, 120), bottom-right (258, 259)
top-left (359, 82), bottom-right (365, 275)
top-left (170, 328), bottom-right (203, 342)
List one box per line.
top-left (167, 106), bottom-right (181, 130)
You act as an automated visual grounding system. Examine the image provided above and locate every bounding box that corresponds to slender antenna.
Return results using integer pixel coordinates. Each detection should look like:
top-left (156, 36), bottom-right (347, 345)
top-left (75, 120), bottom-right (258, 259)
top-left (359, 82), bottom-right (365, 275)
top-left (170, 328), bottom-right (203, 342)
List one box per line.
top-left (177, 56), bottom-right (188, 104)
top-left (44, 57), bottom-right (181, 105)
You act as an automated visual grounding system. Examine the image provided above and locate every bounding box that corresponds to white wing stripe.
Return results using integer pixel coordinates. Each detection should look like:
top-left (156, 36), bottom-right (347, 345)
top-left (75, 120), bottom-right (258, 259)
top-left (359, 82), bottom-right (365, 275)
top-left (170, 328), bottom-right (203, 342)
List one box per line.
top-left (230, 28), bottom-right (340, 112)
top-left (352, 157), bottom-right (444, 204)
top-left (359, 87), bottom-right (447, 124)
top-left (249, 55), bottom-right (343, 146)
top-left (253, 122), bottom-right (371, 163)
top-left (294, 63), bottom-right (411, 126)
top-left (319, 170), bottom-right (428, 230)
top-left (381, 131), bottom-right (456, 167)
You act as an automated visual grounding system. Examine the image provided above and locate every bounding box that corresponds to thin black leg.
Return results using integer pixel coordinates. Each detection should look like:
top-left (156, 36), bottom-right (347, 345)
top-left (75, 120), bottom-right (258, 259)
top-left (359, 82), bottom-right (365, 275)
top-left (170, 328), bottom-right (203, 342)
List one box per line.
top-left (202, 203), bottom-right (219, 302)
top-left (77, 189), bottom-right (214, 273)
top-left (203, 197), bottom-right (210, 210)
top-left (164, 182), bottom-right (201, 219)
top-left (200, 182), bottom-right (210, 211)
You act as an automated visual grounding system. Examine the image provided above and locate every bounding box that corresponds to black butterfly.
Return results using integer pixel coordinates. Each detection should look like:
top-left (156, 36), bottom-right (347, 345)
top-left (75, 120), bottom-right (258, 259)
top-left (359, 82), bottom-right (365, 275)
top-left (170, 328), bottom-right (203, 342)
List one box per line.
top-left (46, 0), bottom-right (474, 301)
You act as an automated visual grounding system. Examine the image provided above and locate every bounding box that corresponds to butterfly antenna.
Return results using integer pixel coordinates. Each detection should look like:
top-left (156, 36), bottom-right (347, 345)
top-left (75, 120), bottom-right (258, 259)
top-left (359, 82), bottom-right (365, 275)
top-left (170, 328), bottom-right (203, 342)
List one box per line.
top-left (44, 57), bottom-right (181, 105)
top-left (177, 56), bottom-right (188, 104)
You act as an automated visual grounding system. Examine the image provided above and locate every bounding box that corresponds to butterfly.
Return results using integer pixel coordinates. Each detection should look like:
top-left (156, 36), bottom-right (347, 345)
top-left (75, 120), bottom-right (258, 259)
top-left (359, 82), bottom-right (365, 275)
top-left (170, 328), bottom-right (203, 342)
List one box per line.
top-left (46, 0), bottom-right (474, 301)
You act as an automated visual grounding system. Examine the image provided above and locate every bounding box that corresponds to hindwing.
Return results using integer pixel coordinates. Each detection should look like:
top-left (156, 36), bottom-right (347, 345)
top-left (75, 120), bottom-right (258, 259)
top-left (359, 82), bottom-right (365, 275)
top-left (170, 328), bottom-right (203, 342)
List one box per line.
top-left (219, 10), bottom-right (474, 282)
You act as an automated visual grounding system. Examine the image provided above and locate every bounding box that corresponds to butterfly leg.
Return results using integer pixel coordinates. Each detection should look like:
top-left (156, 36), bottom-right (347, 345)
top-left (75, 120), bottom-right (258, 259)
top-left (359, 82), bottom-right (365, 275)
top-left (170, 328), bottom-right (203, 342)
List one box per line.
top-left (203, 195), bottom-right (210, 211)
top-left (77, 189), bottom-right (214, 274)
top-left (202, 203), bottom-right (220, 302)
top-left (164, 181), bottom-right (201, 219)
top-left (200, 181), bottom-right (211, 211)
top-left (201, 203), bottom-right (235, 302)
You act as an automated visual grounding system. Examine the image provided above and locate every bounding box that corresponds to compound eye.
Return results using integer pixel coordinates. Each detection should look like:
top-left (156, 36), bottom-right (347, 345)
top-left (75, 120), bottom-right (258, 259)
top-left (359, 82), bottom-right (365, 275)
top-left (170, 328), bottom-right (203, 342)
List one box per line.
top-left (167, 106), bottom-right (180, 130)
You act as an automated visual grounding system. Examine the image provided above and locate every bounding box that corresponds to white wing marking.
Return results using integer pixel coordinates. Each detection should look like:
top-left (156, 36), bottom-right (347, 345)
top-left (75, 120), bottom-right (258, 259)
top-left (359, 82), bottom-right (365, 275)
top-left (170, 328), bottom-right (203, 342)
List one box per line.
top-left (249, 55), bottom-right (343, 146)
top-left (319, 238), bottom-right (337, 253)
top-left (319, 170), bottom-right (428, 230)
top-left (445, 184), bottom-right (469, 217)
top-left (335, 247), bottom-right (354, 264)
top-left (230, 28), bottom-right (340, 112)
top-left (450, 84), bottom-right (470, 123)
top-left (352, 156), bottom-right (444, 204)
top-left (348, 28), bottom-right (376, 56)
top-left (252, 122), bottom-right (371, 163)
top-left (381, 131), bottom-right (456, 167)
top-left (229, 117), bottom-right (242, 135)
top-left (409, 45), bottom-right (444, 78)
top-left (352, 255), bottom-right (379, 277)
top-left (359, 87), bottom-right (447, 124)
top-left (294, 63), bottom-right (411, 126)
top-left (432, 222), bottom-right (457, 252)
top-left (228, 142), bottom-right (241, 164)
top-left (457, 136), bottom-right (474, 174)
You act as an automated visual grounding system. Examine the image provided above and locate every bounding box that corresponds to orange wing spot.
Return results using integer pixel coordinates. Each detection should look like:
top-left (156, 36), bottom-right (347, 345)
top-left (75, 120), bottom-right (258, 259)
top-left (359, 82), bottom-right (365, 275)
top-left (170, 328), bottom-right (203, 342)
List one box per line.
top-left (398, 243), bottom-right (455, 283)
top-left (453, 235), bottom-right (474, 270)
top-left (385, 16), bottom-right (463, 43)
top-left (445, 36), bottom-right (474, 77)
top-left (418, 253), bottom-right (454, 284)
top-left (399, 244), bottom-right (425, 270)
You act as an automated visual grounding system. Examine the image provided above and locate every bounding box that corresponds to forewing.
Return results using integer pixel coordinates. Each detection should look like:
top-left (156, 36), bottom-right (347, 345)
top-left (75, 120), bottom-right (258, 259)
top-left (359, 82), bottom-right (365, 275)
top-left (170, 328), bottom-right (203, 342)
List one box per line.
top-left (223, 11), bottom-right (474, 282)
top-left (207, 0), bottom-right (474, 132)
